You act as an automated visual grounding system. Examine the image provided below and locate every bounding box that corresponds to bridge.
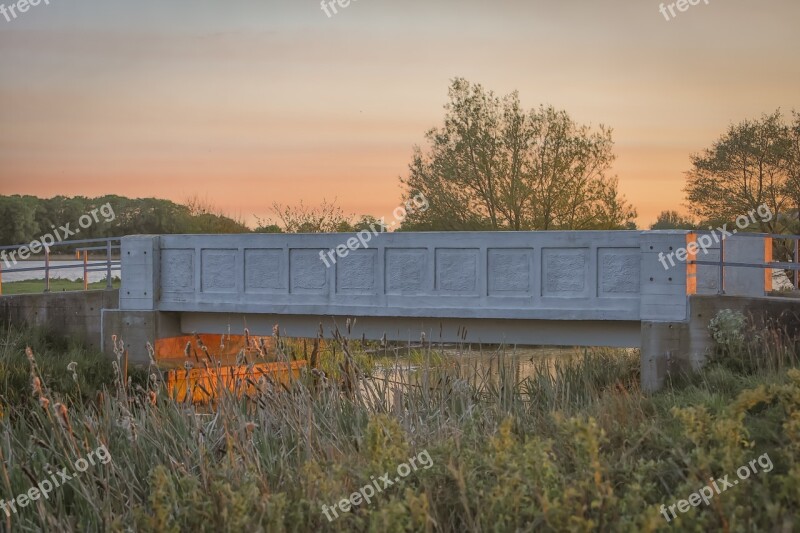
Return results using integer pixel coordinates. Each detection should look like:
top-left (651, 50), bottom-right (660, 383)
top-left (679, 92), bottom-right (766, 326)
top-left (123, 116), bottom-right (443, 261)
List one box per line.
top-left (99, 230), bottom-right (797, 391)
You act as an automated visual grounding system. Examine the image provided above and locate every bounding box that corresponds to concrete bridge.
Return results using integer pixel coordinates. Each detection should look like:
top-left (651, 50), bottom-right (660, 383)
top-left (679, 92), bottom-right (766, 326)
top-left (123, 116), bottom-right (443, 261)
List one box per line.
top-left (101, 231), bottom-right (787, 391)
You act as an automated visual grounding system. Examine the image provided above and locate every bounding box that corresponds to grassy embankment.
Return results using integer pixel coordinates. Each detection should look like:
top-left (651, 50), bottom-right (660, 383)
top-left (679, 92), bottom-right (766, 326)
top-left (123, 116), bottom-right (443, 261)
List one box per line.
top-left (0, 313), bottom-right (798, 532)
top-left (0, 278), bottom-right (121, 296)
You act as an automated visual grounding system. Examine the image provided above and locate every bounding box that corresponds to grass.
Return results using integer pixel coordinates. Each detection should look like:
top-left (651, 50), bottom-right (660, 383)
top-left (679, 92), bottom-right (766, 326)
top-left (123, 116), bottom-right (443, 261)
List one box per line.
top-left (0, 315), bottom-right (798, 532)
top-left (0, 277), bottom-right (121, 296)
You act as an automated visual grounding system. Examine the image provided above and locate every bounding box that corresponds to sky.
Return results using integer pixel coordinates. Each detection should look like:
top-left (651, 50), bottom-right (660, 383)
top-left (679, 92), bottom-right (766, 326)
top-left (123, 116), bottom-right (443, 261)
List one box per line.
top-left (0, 0), bottom-right (798, 228)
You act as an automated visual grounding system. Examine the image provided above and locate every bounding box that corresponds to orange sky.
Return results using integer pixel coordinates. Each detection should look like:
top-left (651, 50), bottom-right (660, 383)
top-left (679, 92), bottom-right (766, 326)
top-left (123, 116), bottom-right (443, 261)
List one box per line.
top-left (1, 0), bottom-right (798, 228)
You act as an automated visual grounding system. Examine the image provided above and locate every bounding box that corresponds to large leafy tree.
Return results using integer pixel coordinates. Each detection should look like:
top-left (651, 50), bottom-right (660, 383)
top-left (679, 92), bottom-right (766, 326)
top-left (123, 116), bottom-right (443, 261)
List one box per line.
top-left (399, 78), bottom-right (636, 231)
top-left (684, 110), bottom-right (798, 235)
top-left (786, 111), bottom-right (800, 233)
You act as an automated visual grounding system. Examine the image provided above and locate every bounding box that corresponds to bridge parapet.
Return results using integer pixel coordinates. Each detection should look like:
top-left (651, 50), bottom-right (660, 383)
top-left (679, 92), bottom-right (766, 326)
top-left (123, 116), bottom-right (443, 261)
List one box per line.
top-left (120, 231), bottom-right (691, 323)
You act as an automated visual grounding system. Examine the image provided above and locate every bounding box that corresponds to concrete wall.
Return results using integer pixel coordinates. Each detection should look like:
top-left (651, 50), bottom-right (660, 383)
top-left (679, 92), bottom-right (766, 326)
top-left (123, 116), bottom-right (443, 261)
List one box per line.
top-left (0, 290), bottom-right (118, 351)
top-left (122, 231), bottom-right (691, 323)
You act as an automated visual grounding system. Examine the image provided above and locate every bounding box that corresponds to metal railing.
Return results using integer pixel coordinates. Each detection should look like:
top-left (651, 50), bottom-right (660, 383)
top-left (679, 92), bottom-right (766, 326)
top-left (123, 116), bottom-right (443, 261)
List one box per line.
top-left (689, 232), bottom-right (800, 295)
top-left (0, 237), bottom-right (121, 295)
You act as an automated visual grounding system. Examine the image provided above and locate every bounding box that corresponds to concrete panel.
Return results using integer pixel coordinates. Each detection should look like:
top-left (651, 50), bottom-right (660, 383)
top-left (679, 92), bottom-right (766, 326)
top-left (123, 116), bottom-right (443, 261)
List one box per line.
top-left (149, 232), bottom-right (649, 321)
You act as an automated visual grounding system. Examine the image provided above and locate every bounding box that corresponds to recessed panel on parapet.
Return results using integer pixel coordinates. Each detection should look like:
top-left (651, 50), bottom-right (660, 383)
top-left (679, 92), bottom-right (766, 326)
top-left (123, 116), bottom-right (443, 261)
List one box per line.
top-left (435, 249), bottom-right (479, 295)
top-left (244, 249), bottom-right (286, 293)
top-left (542, 248), bottom-right (589, 298)
top-left (487, 248), bottom-right (533, 296)
top-left (201, 249), bottom-right (237, 293)
top-left (385, 248), bottom-right (428, 295)
top-left (161, 249), bottom-right (194, 295)
top-left (336, 249), bottom-right (378, 295)
top-left (290, 249), bottom-right (329, 294)
top-left (598, 248), bottom-right (640, 297)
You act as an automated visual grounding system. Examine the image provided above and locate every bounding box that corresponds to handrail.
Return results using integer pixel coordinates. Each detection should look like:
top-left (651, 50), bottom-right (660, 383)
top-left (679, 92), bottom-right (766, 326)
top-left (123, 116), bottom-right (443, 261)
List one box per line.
top-left (688, 232), bottom-right (800, 294)
top-left (0, 237), bottom-right (121, 295)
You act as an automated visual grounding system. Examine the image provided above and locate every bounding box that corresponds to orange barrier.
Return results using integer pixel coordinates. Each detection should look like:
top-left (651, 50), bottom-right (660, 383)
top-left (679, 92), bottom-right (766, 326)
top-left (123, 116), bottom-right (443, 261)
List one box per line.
top-left (155, 334), bottom-right (306, 403)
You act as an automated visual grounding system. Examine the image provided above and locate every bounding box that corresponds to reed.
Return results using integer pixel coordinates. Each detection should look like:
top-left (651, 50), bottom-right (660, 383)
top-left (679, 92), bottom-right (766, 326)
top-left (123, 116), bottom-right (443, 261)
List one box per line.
top-left (0, 319), bottom-right (797, 532)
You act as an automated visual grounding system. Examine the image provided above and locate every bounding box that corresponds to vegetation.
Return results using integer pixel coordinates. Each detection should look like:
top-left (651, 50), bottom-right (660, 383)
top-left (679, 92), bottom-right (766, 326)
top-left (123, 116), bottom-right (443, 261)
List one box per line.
top-left (399, 78), bottom-right (637, 231)
top-left (0, 195), bottom-right (250, 248)
top-left (0, 278), bottom-right (121, 296)
top-left (684, 110), bottom-right (800, 237)
top-left (650, 210), bottom-right (696, 230)
top-left (0, 312), bottom-right (797, 532)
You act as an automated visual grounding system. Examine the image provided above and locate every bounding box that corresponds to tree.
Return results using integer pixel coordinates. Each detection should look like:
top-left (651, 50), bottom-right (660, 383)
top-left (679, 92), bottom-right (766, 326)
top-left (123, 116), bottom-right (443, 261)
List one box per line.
top-left (399, 78), bottom-right (636, 231)
top-left (269, 199), bottom-right (355, 233)
top-left (650, 210), bottom-right (695, 230)
top-left (785, 111), bottom-right (800, 234)
top-left (684, 111), bottom-right (796, 235)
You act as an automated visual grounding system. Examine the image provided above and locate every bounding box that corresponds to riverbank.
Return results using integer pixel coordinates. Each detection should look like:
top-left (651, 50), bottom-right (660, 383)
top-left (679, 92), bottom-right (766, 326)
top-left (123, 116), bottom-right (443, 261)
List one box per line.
top-left (0, 315), bottom-right (797, 531)
top-left (0, 277), bottom-right (121, 296)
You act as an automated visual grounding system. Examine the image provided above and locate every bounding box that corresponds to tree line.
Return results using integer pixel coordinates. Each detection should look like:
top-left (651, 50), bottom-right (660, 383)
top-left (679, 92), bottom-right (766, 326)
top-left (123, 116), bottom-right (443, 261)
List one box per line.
top-left (0, 195), bottom-right (251, 247)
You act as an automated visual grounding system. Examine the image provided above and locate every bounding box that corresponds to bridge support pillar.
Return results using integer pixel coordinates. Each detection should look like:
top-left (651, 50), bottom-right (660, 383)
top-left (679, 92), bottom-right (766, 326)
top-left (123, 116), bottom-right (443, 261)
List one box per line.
top-left (640, 321), bottom-right (694, 392)
top-left (101, 310), bottom-right (181, 365)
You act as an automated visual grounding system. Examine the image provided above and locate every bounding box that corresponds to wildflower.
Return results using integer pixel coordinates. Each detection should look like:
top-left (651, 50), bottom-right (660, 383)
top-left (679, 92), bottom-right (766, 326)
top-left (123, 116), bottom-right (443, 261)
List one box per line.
top-left (148, 390), bottom-right (157, 406)
top-left (39, 396), bottom-right (50, 410)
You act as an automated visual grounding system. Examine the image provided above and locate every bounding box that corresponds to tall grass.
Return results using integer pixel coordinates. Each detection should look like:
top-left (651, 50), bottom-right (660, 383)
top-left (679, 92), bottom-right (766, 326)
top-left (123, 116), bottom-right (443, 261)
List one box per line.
top-left (0, 319), bottom-right (797, 532)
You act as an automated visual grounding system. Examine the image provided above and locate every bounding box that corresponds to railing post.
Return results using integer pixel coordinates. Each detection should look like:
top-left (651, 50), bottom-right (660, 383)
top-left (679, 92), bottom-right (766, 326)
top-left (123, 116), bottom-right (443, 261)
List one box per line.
top-left (83, 251), bottom-right (89, 291)
top-left (795, 238), bottom-right (799, 290)
top-left (717, 235), bottom-right (725, 295)
top-left (44, 246), bottom-right (50, 292)
top-left (106, 239), bottom-right (113, 290)
top-left (0, 261), bottom-right (3, 296)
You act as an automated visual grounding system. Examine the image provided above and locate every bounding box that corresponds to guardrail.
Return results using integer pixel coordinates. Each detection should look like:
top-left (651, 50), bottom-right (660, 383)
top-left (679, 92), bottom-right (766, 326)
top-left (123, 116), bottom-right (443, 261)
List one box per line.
top-left (690, 232), bottom-right (800, 295)
top-left (0, 238), bottom-right (121, 295)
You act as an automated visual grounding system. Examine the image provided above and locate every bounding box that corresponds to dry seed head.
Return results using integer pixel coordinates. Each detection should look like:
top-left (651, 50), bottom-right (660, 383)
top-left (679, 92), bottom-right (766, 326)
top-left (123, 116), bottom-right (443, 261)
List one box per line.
top-left (39, 396), bottom-right (50, 410)
top-left (31, 376), bottom-right (42, 396)
top-left (67, 361), bottom-right (77, 372)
